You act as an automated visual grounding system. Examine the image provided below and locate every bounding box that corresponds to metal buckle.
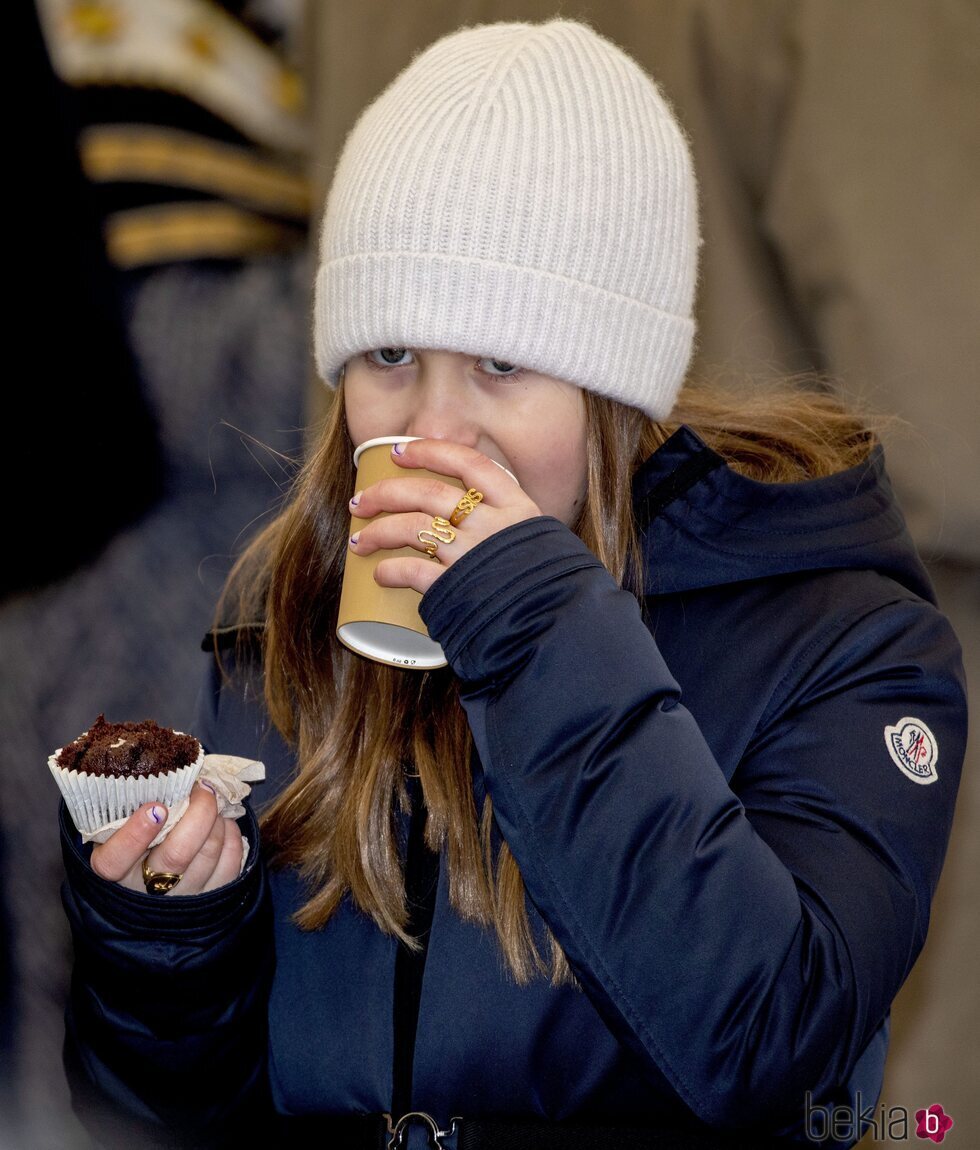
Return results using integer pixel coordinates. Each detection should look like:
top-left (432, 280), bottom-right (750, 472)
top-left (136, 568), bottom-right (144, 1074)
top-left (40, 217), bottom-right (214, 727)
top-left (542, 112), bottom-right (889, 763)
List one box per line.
top-left (384, 1110), bottom-right (462, 1149)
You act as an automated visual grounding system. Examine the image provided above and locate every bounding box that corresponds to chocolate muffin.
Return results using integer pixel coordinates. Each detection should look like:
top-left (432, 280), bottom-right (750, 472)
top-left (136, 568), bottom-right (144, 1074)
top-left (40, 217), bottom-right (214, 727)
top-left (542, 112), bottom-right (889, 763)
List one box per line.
top-left (56, 713), bottom-right (200, 778)
top-left (50, 714), bottom-right (205, 839)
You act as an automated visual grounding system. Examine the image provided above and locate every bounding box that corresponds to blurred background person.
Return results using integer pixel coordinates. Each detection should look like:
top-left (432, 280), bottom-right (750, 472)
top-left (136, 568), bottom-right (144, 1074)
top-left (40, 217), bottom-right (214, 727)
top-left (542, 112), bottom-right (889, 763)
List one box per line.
top-left (3, 1), bottom-right (309, 1145)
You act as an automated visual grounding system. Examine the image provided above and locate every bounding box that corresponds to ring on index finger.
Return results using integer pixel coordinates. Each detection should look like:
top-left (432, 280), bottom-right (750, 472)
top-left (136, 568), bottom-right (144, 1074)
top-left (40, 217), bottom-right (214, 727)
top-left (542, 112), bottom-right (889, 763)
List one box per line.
top-left (449, 488), bottom-right (484, 527)
top-left (418, 516), bottom-right (456, 559)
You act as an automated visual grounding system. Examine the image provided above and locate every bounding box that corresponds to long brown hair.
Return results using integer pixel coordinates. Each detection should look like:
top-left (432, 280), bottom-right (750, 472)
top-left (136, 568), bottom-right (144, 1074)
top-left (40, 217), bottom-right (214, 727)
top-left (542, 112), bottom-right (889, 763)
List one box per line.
top-left (215, 370), bottom-right (877, 987)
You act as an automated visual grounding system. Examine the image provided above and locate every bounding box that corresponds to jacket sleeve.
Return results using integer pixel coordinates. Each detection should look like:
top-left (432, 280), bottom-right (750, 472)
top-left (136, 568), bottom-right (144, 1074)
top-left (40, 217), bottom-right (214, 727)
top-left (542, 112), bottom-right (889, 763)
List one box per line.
top-left (60, 652), bottom-right (275, 1148)
top-left (419, 517), bottom-right (968, 1131)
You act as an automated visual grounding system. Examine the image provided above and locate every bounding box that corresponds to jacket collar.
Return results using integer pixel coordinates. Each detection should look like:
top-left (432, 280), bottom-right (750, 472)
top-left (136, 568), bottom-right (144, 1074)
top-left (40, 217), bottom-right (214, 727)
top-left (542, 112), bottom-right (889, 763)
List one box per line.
top-left (631, 426), bottom-right (935, 603)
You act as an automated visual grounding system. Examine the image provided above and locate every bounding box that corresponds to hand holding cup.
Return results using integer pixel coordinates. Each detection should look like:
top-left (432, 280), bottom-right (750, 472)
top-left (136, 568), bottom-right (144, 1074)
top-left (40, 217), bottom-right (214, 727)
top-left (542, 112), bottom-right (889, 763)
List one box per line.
top-left (337, 437), bottom-right (539, 668)
top-left (348, 438), bottom-right (539, 594)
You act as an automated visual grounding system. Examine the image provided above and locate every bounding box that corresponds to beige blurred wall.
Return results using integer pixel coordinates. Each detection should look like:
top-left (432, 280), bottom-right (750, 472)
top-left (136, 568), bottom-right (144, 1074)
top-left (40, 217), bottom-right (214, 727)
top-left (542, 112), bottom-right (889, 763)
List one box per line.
top-left (306, 4), bottom-right (979, 1142)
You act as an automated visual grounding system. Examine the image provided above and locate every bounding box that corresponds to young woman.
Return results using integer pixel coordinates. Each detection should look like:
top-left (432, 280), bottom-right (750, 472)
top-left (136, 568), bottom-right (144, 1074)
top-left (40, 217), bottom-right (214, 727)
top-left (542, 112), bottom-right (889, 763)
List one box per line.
top-left (59, 19), bottom-right (966, 1150)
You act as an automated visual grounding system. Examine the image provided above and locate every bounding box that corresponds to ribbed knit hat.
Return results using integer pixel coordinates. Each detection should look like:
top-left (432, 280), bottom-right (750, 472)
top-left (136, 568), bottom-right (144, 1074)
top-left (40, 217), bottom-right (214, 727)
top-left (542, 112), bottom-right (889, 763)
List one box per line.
top-left (313, 19), bottom-right (701, 419)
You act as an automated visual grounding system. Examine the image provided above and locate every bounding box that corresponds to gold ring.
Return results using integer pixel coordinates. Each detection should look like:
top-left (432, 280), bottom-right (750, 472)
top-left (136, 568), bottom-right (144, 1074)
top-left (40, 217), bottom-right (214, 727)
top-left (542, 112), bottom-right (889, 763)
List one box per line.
top-left (417, 516), bottom-right (456, 559)
top-left (449, 488), bottom-right (484, 527)
top-left (142, 856), bottom-right (183, 895)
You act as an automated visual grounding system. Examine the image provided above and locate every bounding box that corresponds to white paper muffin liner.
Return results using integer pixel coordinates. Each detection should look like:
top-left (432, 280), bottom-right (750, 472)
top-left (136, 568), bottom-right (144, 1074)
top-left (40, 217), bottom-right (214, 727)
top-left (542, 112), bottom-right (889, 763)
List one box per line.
top-left (49, 736), bottom-right (206, 840)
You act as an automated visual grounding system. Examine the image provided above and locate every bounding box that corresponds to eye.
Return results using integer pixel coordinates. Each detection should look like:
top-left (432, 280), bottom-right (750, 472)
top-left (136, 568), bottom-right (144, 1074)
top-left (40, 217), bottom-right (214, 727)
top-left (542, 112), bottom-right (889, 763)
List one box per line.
top-left (366, 348), bottom-right (413, 367)
top-left (478, 358), bottom-right (524, 378)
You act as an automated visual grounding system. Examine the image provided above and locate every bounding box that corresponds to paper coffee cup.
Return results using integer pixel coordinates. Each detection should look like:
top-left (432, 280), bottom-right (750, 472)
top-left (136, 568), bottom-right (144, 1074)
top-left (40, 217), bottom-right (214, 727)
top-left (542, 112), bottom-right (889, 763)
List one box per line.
top-left (337, 437), bottom-right (465, 669)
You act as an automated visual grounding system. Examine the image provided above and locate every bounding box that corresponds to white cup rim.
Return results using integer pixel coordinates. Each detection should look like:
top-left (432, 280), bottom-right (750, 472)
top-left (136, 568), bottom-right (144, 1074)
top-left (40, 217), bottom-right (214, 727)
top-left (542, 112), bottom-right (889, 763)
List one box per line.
top-left (351, 436), bottom-right (519, 485)
top-left (352, 436), bottom-right (421, 466)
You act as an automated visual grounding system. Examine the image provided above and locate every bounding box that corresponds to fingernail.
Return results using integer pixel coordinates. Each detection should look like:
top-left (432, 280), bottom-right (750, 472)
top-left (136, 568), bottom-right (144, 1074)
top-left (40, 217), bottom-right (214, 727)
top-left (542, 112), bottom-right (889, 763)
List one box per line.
top-left (349, 533), bottom-right (360, 548)
top-left (349, 490), bottom-right (362, 508)
top-left (198, 780), bottom-right (216, 795)
top-left (148, 805), bottom-right (165, 824)
top-left (392, 442), bottom-right (406, 456)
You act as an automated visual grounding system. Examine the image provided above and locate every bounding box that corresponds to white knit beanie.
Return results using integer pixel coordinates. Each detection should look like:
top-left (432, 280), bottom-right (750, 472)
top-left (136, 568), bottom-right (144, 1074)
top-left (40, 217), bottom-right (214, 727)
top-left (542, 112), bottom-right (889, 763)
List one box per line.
top-left (313, 19), bottom-right (701, 418)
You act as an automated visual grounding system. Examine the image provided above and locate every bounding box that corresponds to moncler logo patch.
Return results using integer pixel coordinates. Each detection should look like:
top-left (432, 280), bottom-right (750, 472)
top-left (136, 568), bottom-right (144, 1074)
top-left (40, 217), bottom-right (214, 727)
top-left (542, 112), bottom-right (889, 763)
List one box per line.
top-left (884, 717), bottom-right (939, 785)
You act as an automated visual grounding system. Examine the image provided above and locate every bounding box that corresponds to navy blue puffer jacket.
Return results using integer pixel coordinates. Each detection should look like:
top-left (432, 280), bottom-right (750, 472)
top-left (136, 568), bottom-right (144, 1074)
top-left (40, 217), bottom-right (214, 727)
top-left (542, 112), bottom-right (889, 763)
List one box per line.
top-left (60, 428), bottom-right (967, 1148)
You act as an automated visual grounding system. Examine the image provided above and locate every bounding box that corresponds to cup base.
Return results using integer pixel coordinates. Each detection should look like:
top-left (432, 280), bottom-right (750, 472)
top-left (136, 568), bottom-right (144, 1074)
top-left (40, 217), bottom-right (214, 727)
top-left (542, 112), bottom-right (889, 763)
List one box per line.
top-left (337, 620), bottom-right (448, 670)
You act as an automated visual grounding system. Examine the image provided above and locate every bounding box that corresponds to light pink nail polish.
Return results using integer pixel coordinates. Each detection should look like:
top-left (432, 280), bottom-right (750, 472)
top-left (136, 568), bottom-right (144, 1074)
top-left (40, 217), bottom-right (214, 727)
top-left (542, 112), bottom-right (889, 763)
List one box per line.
top-left (148, 805), bottom-right (165, 824)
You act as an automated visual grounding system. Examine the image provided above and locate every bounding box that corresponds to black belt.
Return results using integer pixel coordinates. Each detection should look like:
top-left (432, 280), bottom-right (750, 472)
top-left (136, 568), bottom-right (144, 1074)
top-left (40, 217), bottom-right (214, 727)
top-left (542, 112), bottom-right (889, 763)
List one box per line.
top-left (267, 1110), bottom-right (801, 1149)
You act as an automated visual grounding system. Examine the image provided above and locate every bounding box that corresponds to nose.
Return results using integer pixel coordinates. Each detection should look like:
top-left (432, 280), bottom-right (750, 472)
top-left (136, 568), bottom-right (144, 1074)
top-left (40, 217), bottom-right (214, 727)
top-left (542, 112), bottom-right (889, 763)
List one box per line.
top-left (403, 354), bottom-right (480, 447)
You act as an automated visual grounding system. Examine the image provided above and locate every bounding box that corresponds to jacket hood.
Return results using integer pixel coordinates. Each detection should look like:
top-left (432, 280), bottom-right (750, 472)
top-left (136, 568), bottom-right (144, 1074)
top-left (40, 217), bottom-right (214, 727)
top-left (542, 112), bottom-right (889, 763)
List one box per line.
top-left (632, 426), bottom-right (936, 604)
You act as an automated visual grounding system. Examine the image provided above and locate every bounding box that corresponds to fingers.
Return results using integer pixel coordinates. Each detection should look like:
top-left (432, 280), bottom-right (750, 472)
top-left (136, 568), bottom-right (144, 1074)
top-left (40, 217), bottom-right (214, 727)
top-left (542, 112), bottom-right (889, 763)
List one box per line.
top-left (144, 782), bottom-right (221, 879)
top-left (390, 439), bottom-right (522, 500)
top-left (201, 817), bottom-right (246, 893)
top-left (345, 439), bottom-right (542, 595)
top-left (374, 554), bottom-right (445, 596)
top-left (145, 782), bottom-right (232, 897)
top-left (90, 802), bottom-right (168, 883)
top-left (167, 803), bottom-right (228, 894)
top-left (172, 804), bottom-right (244, 895)
top-left (350, 510), bottom-right (454, 558)
top-left (349, 475), bottom-right (467, 522)
top-left (90, 782), bottom-right (245, 897)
